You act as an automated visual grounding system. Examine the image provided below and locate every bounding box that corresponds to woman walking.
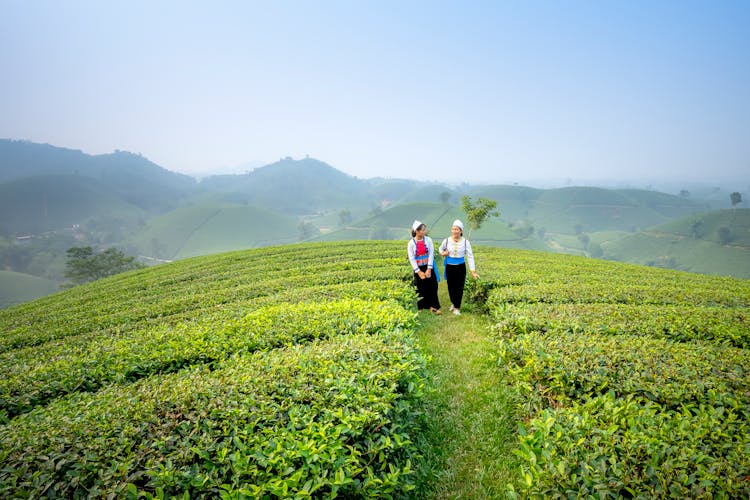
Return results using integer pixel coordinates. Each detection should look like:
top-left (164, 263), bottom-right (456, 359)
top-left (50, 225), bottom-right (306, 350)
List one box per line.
top-left (439, 219), bottom-right (479, 315)
top-left (407, 220), bottom-right (441, 314)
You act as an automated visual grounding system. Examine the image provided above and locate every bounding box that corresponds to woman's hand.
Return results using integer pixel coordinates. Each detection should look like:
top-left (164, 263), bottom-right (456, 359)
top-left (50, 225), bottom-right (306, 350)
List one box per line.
top-left (425, 268), bottom-right (432, 278)
top-left (471, 270), bottom-right (480, 279)
top-left (440, 250), bottom-right (449, 256)
top-left (417, 270), bottom-right (426, 279)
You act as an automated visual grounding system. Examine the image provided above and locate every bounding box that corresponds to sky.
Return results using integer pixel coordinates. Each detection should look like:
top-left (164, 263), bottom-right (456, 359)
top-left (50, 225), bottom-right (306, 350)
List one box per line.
top-left (1, 0), bottom-right (749, 187)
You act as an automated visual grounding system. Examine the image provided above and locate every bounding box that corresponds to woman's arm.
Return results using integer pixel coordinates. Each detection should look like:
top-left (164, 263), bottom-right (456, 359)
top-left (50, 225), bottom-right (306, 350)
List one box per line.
top-left (465, 239), bottom-right (479, 278)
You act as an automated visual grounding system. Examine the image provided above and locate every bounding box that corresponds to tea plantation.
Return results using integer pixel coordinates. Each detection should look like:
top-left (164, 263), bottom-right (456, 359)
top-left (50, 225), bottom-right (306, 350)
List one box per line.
top-left (465, 248), bottom-right (749, 498)
top-left (0, 241), bottom-right (748, 498)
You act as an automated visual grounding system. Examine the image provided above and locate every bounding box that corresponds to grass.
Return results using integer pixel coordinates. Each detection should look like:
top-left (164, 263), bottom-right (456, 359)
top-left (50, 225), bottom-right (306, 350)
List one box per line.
top-left (412, 282), bottom-right (521, 498)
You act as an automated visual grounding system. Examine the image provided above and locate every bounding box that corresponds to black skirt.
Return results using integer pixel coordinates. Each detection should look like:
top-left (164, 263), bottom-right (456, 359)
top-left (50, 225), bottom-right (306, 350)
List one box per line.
top-left (414, 264), bottom-right (440, 310)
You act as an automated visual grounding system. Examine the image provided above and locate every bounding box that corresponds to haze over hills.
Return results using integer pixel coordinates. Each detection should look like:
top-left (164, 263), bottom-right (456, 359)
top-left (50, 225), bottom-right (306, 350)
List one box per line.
top-left (1, 139), bottom-right (748, 307)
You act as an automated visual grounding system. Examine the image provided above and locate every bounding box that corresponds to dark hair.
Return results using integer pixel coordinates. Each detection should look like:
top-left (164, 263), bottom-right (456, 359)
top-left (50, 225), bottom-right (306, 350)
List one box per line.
top-left (411, 223), bottom-right (426, 238)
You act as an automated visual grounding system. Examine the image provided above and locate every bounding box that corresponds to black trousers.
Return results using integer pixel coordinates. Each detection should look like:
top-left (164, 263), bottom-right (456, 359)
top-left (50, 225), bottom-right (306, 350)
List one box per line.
top-left (445, 263), bottom-right (467, 309)
top-left (414, 264), bottom-right (440, 310)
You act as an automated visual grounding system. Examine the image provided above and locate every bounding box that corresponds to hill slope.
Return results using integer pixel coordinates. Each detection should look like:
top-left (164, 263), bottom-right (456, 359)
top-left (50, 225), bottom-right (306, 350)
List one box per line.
top-left (0, 174), bottom-right (145, 234)
top-left (126, 204), bottom-right (300, 260)
top-left (0, 242), bottom-right (747, 497)
top-left (0, 139), bottom-right (196, 213)
top-left (603, 208), bottom-right (750, 277)
top-left (0, 270), bottom-right (59, 308)
top-left (198, 157), bottom-right (370, 214)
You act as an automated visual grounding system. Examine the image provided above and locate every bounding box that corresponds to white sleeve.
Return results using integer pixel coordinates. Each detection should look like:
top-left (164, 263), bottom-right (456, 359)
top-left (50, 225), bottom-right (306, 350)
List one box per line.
top-left (427, 237), bottom-right (435, 267)
top-left (407, 240), bottom-right (419, 272)
top-left (465, 239), bottom-right (476, 271)
top-left (439, 238), bottom-right (448, 253)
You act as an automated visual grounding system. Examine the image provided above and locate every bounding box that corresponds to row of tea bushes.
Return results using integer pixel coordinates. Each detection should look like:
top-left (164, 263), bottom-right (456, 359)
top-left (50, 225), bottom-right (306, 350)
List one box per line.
top-left (0, 242), bottom-right (402, 331)
top-left (0, 241), bottom-right (428, 496)
top-left (0, 332), bottom-right (425, 498)
top-left (490, 302), bottom-right (749, 348)
top-left (471, 247), bottom-right (750, 497)
top-left (0, 253), bottom-right (410, 353)
top-left (0, 299), bottom-right (414, 419)
top-left (0, 277), bottom-right (416, 354)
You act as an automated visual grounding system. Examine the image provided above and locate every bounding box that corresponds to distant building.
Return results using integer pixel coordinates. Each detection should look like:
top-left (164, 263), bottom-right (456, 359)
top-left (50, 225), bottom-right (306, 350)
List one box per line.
top-left (15, 235), bottom-right (33, 245)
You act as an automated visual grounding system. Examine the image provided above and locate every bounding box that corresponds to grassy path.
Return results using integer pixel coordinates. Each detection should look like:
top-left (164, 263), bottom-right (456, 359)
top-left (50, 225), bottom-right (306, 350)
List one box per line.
top-left (412, 284), bottom-right (520, 498)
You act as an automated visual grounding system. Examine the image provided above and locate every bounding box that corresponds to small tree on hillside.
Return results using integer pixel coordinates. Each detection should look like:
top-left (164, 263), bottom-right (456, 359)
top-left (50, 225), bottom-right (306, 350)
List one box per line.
top-left (690, 218), bottom-right (704, 240)
top-left (65, 246), bottom-right (145, 286)
top-left (460, 195), bottom-right (500, 237)
top-left (730, 192), bottom-right (743, 220)
top-left (730, 191), bottom-right (742, 208)
top-left (297, 221), bottom-right (319, 241)
top-left (718, 226), bottom-right (733, 245)
top-left (338, 210), bottom-right (352, 226)
top-left (439, 191), bottom-right (452, 205)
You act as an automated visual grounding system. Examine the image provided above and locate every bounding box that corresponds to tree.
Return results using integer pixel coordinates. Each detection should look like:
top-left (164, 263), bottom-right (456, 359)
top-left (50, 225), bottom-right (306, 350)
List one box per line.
top-left (297, 221), bottom-right (319, 241)
top-left (369, 221), bottom-right (389, 240)
top-left (730, 192), bottom-right (742, 207)
top-left (65, 246), bottom-right (145, 286)
top-left (690, 218), bottom-right (703, 240)
top-left (588, 242), bottom-right (604, 258)
top-left (338, 210), bottom-right (352, 226)
top-left (730, 192), bottom-right (743, 221)
top-left (577, 233), bottom-right (590, 248)
top-left (460, 195), bottom-right (500, 237)
top-left (439, 191), bottom-right (452, 205)
top-left (718, 226), bottom-right (733, 245)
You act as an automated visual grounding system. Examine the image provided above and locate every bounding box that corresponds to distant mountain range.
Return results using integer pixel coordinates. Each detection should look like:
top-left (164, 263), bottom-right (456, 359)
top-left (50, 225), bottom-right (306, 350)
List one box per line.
top-left (1, 138), bottom-right (748, 308)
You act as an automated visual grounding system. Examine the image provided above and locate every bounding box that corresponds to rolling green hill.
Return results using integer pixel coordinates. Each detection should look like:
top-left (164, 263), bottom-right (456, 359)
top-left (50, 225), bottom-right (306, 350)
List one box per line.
top-left (0, 241), bottom-right (747, 497)
top-left (198, 157), bottom-right (370, 214)
top-left (655, 208), bottom-right (750, 246)
top-left (314, 201), bottom-right (556, 252)
top-left (0, 139), bottom-right (196, 213)
top-left (466, 185), bottom-right (708, 232)
top-left (126, 204), bottom-right (300, 260)
top-left (0, 174), bottom-right (146, 234)
top-left (2, 139), bottom-right (745, 311)
top-left (602, 208), bottom-right (750, 278)
top-left (0, 270), bottom-right (59, 308)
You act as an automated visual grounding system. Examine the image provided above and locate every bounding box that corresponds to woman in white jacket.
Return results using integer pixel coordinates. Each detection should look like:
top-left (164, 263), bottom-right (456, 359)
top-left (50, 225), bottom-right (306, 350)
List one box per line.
top-left (407, 220), bottom-right (441, 314)
top-left (439, 219), bottom-right (479, 315)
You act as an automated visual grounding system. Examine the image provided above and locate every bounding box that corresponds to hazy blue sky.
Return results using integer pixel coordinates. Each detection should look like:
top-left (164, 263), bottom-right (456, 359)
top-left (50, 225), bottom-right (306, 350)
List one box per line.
top-left (2, 1), bottom-right (748, 185)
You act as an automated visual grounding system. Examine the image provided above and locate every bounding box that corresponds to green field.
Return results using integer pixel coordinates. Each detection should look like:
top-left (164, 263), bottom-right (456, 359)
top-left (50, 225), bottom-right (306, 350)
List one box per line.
top-left (1, 241), bottom-right (748, 497)
top-left (126, 204), bottom-right (300, 259)
top-left (0, 270), bottom-right (60, 309)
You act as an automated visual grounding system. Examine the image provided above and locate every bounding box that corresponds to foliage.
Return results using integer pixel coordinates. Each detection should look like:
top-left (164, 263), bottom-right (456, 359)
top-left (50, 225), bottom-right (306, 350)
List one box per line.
top-left (460, 195), bottom-right (500, 236)
top-left (0, 241), bottom-right (426, 497)
top-left (468, 245), bottom-right (750, 497)
top-left (64, 246), bottom-right (145, 285)
top-left (730, 191), bottom-right (742, 207)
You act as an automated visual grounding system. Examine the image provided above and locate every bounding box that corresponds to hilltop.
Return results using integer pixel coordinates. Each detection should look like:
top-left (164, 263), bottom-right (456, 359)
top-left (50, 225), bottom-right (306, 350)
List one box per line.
top-left (0, 241), bottom-right (747, 497)
top-left (0, 139), bottom-right (196, 213)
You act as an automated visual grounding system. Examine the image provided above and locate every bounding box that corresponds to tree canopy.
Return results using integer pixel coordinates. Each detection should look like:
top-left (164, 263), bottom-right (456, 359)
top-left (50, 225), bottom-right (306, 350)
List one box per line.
top-left (64, 246), bottom-right (145, 286)
top-left (460, 195), bottom-right (500, 236)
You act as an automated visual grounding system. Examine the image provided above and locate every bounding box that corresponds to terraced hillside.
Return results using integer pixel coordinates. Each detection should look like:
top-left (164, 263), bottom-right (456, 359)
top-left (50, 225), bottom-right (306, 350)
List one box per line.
top-left (0, 242), bottom-right (424, 498)
top-left (465, 248), bottom-right (750, 497)
top-left (0, 241), bottom-right (748, 498)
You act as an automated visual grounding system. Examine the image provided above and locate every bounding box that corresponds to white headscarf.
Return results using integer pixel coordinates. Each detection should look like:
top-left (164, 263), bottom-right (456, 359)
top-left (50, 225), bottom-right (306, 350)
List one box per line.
top-left (411, 220), bottom-right (423, 231)
top-left (452, 219), bottom-right (464, 230)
